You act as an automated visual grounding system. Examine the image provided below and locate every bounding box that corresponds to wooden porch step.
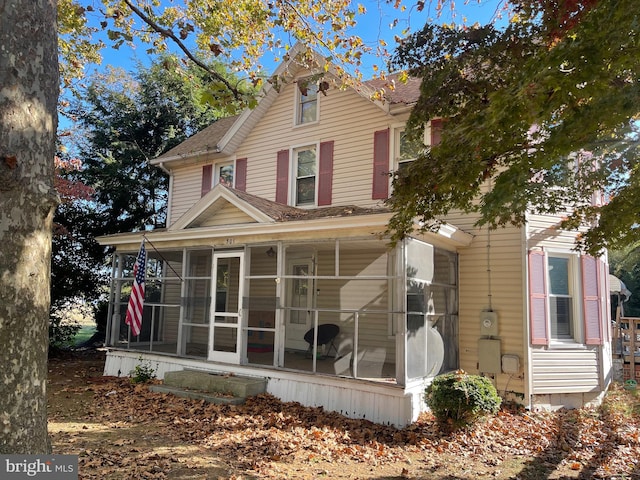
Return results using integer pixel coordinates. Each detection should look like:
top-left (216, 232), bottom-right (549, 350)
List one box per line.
top-left (150, 370), bottom-right (267, 405)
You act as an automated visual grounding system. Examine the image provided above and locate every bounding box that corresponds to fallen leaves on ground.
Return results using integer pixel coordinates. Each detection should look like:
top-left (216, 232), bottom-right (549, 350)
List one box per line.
top-left (48, 352), bottom-right (640, 479)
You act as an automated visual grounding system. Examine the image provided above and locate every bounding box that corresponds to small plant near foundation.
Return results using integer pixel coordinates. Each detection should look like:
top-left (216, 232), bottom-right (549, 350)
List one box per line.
top-left (129, 357), bottom-right (157, 384)
top-left (426, 370), bottom-right (501, 430)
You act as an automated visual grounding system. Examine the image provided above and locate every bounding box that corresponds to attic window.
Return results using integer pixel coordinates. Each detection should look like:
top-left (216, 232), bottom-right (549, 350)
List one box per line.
top-left (297, 81), bottom-right (318, 125)
top-left (216, 162), bottom-right (234, 187)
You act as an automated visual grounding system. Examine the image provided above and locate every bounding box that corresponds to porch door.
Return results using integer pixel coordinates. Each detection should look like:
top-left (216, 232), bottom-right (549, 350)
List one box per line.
top-left (208, 252), bottom-right (244, 363)
top-left (285, 259), bottom-right (314, 351)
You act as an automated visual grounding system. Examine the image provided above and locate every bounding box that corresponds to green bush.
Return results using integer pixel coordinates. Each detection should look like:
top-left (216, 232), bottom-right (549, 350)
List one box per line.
top-left (425, 370), bottom-right (502, 430)
top-left (129, 357), bottom-right (157, 383)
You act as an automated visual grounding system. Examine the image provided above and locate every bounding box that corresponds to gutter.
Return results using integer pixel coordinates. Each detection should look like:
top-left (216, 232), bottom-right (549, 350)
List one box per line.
top-left (150, 146), bottom-right (222, 166)
top-left (96, 213), bottom-right (473, 251)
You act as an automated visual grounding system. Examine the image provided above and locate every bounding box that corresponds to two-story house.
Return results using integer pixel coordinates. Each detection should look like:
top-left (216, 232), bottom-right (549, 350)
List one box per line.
top-left (98, 46), bottom-right (613, 426)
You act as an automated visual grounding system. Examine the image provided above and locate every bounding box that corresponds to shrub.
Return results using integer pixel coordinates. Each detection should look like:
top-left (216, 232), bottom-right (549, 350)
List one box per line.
top-left (425, 370), bottom-right (502, 430)
top-left (129, 357), bottom-right (157, 383)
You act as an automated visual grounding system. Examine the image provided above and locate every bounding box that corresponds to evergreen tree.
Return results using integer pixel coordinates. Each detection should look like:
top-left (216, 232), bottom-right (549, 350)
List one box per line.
top-left (53, 56), bottom-right (238, 318)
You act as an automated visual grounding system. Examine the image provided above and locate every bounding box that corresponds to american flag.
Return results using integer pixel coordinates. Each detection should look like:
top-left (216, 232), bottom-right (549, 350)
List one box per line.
top-left (125, 240), bottom-right (146, 337)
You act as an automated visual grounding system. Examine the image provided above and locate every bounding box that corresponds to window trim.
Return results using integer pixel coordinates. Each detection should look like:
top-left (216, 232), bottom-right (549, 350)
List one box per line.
top-left (294, 80), bottom-right (319, 126)
top-left (215, 161), bottom-right (234, 187)
top-left (392, 125), bottom-right (428, 173)
top-left (545, 251), bottom-right (581, 344)
top-left (290, 142), bottom-right (319, 207)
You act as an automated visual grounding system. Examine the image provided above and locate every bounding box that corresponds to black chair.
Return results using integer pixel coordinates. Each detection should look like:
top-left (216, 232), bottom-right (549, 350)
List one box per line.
top-left (304, 324), bottom-right (339, 359)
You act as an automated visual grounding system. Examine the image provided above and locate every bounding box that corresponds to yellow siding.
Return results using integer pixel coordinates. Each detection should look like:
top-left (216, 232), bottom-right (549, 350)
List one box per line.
top-left (447, 209), bottom-right (527, 398)
top-left (170, 165), bottom-right (204, 226)
top-left (238, 84), bottom-right (403, 206)
top-left (195, 201), bottom-right (257, 227)
top-left (167, 81), bottom-right (409, 227)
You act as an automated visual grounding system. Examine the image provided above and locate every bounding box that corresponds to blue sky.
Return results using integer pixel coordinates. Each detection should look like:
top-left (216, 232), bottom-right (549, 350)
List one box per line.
top-left (87, 0), bottom-right (507, 80)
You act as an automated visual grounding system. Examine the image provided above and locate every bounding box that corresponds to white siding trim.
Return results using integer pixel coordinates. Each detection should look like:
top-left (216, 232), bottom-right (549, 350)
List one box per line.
top-left (104, 349), bottom-right (423, 427)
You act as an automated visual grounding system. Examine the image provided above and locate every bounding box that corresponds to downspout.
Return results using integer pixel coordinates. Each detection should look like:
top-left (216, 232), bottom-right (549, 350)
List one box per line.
top-left (523, 214), bottom-right (534, 410)
top-left (157, 162), bottom-right (172, 227)
top-left (105, 253), bottom-right (117, 346)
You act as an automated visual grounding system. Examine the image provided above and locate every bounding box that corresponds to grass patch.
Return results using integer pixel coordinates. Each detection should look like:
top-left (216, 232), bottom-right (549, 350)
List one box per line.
top-left (73, 325), bottom-right (97, 346)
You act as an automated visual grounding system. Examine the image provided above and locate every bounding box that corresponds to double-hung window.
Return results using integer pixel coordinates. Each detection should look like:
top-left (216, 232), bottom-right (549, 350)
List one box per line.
top-left (547, 255), bottom-right (574, 339)
top-left (394, 128), bottom-right (424, 172)
top-left (201, 161), bottom-right (235, 197)
top-left (297, 83), bottom-right (318, 125)
top-left (294, 146), bottom-right (317, 206)
top-left (216, 162), bottom-right (234, 187)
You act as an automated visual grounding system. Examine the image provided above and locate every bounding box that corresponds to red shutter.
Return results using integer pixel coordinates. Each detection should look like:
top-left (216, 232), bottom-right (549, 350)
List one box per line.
top-left (201, 164), bottom-right (212, 197)
top-left (275, 150), bottom-right (289, 204)
top-left (235, 157), bottom-right (247, 191)
top-left (529, 250), bottom-right (549, 346)
top-left (372, 129), bottom-right (389, 200)
top-left (430, 118), bottom-right (443, 146)
top-left (318, 141), bottom-right (334, 206)
top-left (581, 255), bottom-right (603, 345)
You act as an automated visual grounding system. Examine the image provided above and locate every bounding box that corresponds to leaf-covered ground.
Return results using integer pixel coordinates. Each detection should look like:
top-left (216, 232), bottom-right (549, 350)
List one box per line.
top-left (48, 351), bottom-right (640, 479)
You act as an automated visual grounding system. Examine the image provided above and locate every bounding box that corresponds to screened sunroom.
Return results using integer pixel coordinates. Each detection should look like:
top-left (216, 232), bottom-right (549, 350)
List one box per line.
top-left (105, 237), bottom-right (458, 386)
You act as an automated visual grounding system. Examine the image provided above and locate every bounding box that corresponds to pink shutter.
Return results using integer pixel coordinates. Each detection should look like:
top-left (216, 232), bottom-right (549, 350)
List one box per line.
top-left (600, 259), bottom-right (610, 342)
top-left (275, 150), bottom-right (289, 204)
top-left (529, 250), bottom-right (549, 345)
top-left (318, 141), bottom-right (334, 206)
top-left (201, 164), bottom-right (212, 197)
top-left (235, 157), bottom-right (247, 191)
top-left (430, 118), bottom-right (443, 146)
top-left (581, 255), bottom-right (603, 345)
top-left (372, 129), bottom-right (389, 200)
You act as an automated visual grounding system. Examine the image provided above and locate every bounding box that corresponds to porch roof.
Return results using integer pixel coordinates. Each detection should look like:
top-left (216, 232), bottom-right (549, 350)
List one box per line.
top-left (96, 185), bottom-right (472, 250)
top-left (168, 184), bottom-right (390, 231)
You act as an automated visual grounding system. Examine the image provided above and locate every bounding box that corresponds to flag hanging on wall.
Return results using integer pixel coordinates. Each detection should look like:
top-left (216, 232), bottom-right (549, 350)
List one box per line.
top-left (125, 240), bottom-right (146, 337)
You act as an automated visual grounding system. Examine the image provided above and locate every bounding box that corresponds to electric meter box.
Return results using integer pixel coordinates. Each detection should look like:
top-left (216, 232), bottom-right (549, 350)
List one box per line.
top-left (480, 310), bottom-right (499, 337)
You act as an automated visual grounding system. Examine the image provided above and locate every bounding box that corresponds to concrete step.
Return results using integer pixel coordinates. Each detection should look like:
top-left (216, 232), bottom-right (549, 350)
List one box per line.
top-left (157, 370), bottom-right (267, 403)
top-left (149, 384), bottom-right (245, 405)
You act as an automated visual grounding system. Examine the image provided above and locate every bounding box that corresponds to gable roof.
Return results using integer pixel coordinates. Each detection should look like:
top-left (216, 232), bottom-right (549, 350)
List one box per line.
top-left (155, 115), bottom-right (240, 163)
top-left (152, 45), bottom-right (421, 167)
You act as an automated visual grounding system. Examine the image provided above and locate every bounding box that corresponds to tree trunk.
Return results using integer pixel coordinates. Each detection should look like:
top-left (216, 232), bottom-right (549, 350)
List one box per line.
top-left (0, 0), bottom-right (59, 454)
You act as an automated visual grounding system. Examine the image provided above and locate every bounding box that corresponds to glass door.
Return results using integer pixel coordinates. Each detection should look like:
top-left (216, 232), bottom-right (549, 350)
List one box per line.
top-left (208, 252), bottom-right (244, 363)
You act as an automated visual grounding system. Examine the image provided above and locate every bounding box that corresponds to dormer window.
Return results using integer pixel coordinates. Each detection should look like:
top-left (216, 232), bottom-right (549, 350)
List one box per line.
top-left (297, 82), bottom-right (318, 125)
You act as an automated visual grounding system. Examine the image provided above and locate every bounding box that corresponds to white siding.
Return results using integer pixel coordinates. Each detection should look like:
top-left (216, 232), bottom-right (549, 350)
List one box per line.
top-left (104, 350), bottom-right (423, 427)
top-left (530, 347), bottom-right (601, 392)
top-left (526, 211), bottom-right (609, 402)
